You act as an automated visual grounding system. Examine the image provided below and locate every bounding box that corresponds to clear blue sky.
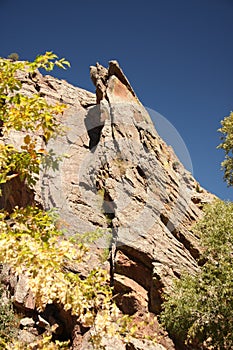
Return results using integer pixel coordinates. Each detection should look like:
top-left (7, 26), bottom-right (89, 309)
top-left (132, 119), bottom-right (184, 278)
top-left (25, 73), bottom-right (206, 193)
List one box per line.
top-left (1, 0), bottom-right (233, 200)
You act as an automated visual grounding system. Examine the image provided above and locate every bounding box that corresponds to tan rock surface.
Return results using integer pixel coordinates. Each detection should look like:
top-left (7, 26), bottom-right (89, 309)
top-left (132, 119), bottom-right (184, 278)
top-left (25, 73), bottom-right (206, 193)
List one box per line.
top-left (1, 61), bottom-right (216, 349)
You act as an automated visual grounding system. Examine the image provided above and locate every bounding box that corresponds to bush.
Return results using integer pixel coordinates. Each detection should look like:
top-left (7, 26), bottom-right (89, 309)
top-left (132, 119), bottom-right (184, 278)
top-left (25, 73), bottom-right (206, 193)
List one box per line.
top-left (7, 53), bottom-right (19, 61)
top-left (160, 200), bottom-right (233, 349)
top-left (218, 111), bottom-right (233, 186)
top-left (0, 284), bottom-right (19, 347)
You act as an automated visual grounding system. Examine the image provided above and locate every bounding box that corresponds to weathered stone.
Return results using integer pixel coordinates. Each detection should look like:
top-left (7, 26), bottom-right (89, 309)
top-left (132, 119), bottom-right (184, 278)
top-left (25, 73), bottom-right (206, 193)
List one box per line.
top-left (127, 311), bottom-right (175, 350)
top-left (83, 61), bottom-right (215, 311)
top-left (13, 275), bottom-right (35, 311)
top-left (77, 331), bottom-right (94, 350)
top-left (101, 336), bottom-right (126, 350)
top-left (114, 273), bottom-right (148, 314)
top-left (20, 317), bottom-right (35, 328)
top-left (18, 329), bottom-right (37, 344)
top-left (78, 331), bottom-right (126, 350)
top-left (90, 63), bottom-right (108, 103)
top-left (2, 60), bottom-right (216, 348)
top-left (126, 338), bottom-right (167, 350)
top-left (0, 176), bottom-right (35, 212)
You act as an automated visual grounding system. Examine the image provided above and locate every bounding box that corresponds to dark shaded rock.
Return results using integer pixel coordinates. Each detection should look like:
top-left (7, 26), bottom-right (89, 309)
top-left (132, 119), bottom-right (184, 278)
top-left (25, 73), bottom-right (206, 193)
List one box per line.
top-left (113, 273), bottom-right (148, 315)
top-left (0, 176), bottom-right (35, 213)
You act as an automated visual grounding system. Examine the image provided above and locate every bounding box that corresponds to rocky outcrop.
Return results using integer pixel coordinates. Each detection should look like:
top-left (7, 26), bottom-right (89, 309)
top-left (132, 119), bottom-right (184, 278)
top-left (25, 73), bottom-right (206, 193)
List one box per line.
top-left (0, 61), bottom-right (214, 348)
top-left (31, 61), bottom-right (213, 308)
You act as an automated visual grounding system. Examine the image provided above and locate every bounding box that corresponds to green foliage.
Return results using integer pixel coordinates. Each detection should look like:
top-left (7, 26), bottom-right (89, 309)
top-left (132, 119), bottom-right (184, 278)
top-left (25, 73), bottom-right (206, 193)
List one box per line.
top-left (160, 199), bottom-right (233, 349)
top-left (7, 53), bottom-right (19, 61)
top-left (72, 229), bottom-right (112, 263)
top-left (29, 51), bottom-right (70, 72)
top-left (0, 52), bottom-right (69, 189)
top-left (0, 206), bottom-right (133, 347)
top-left (218, 111), bottom-right (233, 186)
top-left (0, 205), bottom-right (108, 320)
top-left (0, 284), bottom-right (19, 347)
top-left (0, 142), bottom-right (40, 186)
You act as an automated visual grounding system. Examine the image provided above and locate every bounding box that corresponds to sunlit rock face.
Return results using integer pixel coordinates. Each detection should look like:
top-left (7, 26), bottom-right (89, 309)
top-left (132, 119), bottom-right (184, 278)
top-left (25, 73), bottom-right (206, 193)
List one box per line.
top-left (18, 61), bottom-right (214, 307)
top-left (2, 61), bottom-right (215, 348)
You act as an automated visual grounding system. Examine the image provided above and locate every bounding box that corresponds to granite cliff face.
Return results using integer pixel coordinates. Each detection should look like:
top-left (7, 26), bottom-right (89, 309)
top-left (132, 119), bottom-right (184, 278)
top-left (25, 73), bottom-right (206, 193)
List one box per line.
top-left (1, 61), bottom-right (214, 349)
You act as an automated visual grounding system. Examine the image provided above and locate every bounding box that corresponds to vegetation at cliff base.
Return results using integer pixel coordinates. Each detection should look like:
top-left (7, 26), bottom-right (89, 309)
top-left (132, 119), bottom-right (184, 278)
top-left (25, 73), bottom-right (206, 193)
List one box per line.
top-left (161, 200), bottom-right (233, 349)
top-left (161, 109), bottom-right (233, 350)
top-left (0, 283), bottom-right (19, 348)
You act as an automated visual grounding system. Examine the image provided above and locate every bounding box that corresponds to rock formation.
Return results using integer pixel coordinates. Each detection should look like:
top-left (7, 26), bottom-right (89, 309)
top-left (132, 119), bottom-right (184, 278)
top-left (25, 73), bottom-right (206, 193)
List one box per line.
top-left (0, 60), bottom-right (214, 349)
top-left (35, 61), bottom-right (213, 307)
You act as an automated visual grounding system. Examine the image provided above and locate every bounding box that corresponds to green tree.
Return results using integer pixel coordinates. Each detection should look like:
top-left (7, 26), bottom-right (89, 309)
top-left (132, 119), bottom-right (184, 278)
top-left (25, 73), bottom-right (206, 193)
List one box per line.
top-left (160, 200), bottom-right (233, 349)
top-left (0, 51), bottom-right (69, 187)
top-left (160, 110), bottom-right (233, 349)
top-left (218, 111), bottom-right (233, 186)
top-left (7, 53), bottom-right (19, 61)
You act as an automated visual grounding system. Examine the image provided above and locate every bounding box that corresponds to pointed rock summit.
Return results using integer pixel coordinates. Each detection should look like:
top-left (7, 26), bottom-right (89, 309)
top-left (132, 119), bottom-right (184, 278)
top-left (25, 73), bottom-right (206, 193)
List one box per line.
top-left (90, 60), bottom-right (138, 104)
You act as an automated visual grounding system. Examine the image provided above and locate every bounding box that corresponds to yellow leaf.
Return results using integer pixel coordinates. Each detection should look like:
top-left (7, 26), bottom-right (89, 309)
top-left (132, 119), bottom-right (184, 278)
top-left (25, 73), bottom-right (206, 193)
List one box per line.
top-left (37, 149), bottom-right (47, 155)
top-left (24, 134), bottom-right (31, 144)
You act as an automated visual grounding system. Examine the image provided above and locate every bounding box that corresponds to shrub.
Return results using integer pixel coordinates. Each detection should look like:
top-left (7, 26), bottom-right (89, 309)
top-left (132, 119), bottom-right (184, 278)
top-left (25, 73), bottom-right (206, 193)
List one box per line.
top-left (7, 53), bottom-right (19, 61)
top-left (218, 111), bottom-right (233, 186)
top-left (0, 283), bottom-right (19, 347)
top-left (160, 199), bottom-right (233, 349)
